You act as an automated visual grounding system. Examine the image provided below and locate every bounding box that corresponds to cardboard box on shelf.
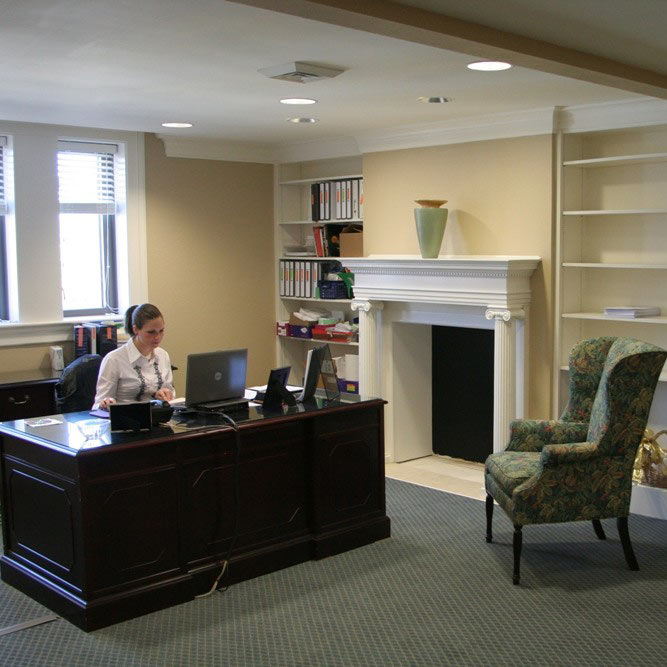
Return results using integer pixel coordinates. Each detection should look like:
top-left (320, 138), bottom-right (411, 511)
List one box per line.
top-left (340, 226), bottom-right (363, 257)
top-left (276, 321), bottom-right (289, 336)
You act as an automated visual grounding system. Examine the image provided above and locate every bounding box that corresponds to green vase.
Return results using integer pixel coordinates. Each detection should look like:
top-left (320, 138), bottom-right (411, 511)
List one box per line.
top-left (414, 200), bottom-right (448, 258)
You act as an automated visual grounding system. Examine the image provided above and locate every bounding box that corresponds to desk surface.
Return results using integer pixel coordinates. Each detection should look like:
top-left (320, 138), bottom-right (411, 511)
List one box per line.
top-left (0, 393), bottom-right (382, 455)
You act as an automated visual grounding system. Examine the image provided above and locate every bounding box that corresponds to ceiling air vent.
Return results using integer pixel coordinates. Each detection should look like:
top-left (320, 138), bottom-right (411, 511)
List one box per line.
top-left (258, 61), bottom-right (345, 84)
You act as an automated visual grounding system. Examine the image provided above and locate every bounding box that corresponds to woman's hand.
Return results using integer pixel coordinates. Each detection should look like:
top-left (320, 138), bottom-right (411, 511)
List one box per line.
top-left (155, 387), bottom-right (175, 402)
top-left (99, 398), bottom-right (116, 410)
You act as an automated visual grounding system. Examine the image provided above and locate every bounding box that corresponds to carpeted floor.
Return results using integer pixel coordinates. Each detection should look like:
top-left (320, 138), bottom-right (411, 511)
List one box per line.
top-left (1, 478), bottom-right (666, 666)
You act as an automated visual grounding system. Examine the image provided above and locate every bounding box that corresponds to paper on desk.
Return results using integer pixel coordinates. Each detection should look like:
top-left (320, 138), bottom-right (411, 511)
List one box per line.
top-left (25, 417), bottom-right (62, 427)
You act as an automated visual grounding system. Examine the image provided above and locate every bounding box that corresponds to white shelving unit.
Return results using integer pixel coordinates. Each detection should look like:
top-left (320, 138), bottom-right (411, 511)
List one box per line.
top-left (275, 157), bottom-right (363, 389)
top-left (554, 125), bottom-right (667, 518)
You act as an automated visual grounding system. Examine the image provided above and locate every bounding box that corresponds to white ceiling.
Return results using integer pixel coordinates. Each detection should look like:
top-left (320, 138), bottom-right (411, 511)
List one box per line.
top-left (0, 0), bottom-right (664, 150)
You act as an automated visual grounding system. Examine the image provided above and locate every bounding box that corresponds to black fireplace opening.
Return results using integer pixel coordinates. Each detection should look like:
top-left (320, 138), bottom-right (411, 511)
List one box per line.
top-left (432, 326), bottom-right (494, 463)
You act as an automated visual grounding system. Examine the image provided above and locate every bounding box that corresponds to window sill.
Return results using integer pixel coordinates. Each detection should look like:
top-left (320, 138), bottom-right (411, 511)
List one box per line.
top-left (0, 316), bottom-right (122, 347)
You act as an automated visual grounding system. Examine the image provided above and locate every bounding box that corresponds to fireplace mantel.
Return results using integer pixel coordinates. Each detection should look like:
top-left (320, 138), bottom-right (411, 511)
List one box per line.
top-left (343, 255), bottom-right (541, 460)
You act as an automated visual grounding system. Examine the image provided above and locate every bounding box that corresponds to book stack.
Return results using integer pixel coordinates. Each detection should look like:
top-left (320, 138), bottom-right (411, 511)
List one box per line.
top-left (310, 178), bottom-right (363, 222)
top-left (312, 223), bottom-right (346, 257)
top-left (603, 306), bottom-right (661, 318)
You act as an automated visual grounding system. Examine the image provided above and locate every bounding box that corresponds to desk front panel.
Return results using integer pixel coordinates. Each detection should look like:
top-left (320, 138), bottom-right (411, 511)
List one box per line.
top-left (0, 397), bottom-right (389, 629)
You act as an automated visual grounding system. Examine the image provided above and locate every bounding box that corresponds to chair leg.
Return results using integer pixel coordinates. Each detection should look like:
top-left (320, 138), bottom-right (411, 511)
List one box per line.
top-left (513, 524), bottom-right (523, 585)
top-left (485, 494), bottom-right (494, 543)
top-left (592, 519), bottom-right (606, 540)
top-left (617, 517), bottom-right (639, 571)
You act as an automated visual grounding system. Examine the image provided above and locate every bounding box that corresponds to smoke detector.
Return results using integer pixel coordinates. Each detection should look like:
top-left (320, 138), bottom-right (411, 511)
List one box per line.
top-left (258, 61), bottom-right (345, 84)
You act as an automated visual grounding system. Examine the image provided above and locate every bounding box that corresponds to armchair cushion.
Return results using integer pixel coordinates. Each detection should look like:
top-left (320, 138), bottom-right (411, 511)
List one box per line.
top-left (485, 451), bottom-right (541, 495)
top-left (506, 420), bottom-right (588, 452)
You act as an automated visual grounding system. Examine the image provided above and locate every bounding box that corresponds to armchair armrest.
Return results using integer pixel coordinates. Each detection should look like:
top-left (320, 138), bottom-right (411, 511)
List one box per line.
top-left (506, 420), bottom-right (588, 452)
top-left (540, 442), bottom-right (598, 466)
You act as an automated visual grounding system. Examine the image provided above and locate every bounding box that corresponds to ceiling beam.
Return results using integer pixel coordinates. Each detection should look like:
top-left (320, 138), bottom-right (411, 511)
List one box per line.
top-left (230, 0), bottom-right (667, 100)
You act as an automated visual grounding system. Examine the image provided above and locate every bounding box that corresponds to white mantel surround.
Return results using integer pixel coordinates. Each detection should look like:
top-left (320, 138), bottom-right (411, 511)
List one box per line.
top-left (344, 255), bottom-right (541, 462)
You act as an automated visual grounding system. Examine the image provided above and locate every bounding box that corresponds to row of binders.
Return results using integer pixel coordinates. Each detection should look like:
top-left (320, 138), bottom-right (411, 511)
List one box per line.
top-left (279, 259), bottom-right (326, 298)
top-left (74, 322), bottom-right (118, 358)
top-left (311, 178), bottom-right (363, 221)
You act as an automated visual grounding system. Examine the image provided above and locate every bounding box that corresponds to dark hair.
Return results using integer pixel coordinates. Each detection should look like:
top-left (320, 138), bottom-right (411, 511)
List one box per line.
top-left (125, 303), bottom-right (163, 336)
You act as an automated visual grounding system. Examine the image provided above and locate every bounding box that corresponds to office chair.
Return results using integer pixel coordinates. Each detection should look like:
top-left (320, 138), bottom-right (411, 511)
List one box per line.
top-left (55, 354), bottom-right (102, 413)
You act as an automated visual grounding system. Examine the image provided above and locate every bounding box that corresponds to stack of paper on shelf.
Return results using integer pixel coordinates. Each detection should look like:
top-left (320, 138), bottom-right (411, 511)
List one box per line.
top-left (603, 306), bottom-right (661, 318)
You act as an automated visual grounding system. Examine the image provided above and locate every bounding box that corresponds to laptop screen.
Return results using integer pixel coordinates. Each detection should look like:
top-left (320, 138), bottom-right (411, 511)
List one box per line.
top-left (185, 348), bottom-right (248, 407)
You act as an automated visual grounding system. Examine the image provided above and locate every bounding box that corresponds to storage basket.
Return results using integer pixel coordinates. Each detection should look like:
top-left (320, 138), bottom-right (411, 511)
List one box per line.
top-left (318, 280), bottom-right (350, 299)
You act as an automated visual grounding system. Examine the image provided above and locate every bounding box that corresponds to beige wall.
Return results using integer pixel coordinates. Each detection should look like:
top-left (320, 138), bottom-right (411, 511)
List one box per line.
top-left (144, 134), bottom-right (275, 389)
top-left (362, 135), bottom-right (554, 417)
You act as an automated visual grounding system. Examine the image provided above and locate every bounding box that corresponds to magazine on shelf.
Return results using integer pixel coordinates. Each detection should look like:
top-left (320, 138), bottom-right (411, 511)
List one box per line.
top-left (603, 306), bottom-right (661, 318)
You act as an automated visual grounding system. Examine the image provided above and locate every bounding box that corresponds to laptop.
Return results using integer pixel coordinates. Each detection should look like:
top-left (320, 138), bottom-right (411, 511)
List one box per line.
top-left (185, 348), bottom-right (250, 410)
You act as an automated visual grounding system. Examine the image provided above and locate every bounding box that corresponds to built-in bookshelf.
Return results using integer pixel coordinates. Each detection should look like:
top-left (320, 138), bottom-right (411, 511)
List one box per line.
top-left (554, 125), bottom-right (667, 518)
top-left (275, 157), bottom-right (363, 391)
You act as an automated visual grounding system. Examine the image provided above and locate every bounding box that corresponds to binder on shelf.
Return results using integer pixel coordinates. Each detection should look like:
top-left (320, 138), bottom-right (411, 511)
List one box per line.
top-left (345, 180), bottom-right (352, 219)
top-left (319, 183), bottom-right (325, 220)
top-left (351, 180), bottom-right (359, 219)
top-left (359, 179), bottom-right (364, 219)
top-left (74, 322), bottom-right (117, 358)
top-left (313, 225), bottom-right (325, 257)
top-left (305, 262), bottom-right (311, 298)
top-left (335, 181), bottom-right (341, 220)
top-left (324, 182), bottom-right (330, 220)
top-left (311, 183), bottom-right (319, 222)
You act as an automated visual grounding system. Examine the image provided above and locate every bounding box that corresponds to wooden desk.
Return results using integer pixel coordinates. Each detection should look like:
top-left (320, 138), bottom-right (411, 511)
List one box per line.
top-left (0, 369), bottom-right (60, 421)
top-left (0, 396), bottom-right (389, 631)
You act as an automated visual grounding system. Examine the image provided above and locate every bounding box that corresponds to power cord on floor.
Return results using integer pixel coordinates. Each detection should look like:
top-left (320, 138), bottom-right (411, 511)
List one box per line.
top-left (195, 410), bottom-right (241, 599)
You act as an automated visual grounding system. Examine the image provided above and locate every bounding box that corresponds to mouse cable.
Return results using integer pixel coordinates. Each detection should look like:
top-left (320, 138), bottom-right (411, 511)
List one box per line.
top-left (195, 411), bottom-right (241, 598)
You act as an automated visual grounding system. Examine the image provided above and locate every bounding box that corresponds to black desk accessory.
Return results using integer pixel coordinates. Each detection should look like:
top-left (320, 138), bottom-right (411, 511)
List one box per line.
top-left (262, 367), bottom-right (296, 411)
top-left (109, 402), bottom-right (152, 433)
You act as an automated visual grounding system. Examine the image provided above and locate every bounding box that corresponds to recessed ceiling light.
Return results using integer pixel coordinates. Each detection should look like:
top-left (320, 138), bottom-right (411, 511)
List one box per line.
top-left (287, 117), bottom-right (318, 124)
top-left (418, 97), bottom-right (452, 103)
top-left (467, 61), bottom-right (512, 71)
top-left (280, 98), bottom-right (317, 105)
top-left (161, 122), bottom-right (193, 128)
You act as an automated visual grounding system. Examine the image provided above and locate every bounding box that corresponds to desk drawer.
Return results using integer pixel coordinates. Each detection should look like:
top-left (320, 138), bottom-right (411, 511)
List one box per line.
top-left (0, 383), bottom-right (57, 421)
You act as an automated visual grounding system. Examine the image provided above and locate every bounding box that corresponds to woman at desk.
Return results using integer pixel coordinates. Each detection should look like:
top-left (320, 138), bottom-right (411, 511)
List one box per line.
top-left (94, 303), bottom-right (175, 410)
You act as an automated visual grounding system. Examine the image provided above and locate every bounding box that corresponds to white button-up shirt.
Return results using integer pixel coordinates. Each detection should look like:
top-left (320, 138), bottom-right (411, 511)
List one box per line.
top-left (93, 340), bottom-right (174, 408)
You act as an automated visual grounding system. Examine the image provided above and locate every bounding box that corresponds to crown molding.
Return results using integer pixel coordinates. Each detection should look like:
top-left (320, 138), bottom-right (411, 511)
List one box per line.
top-left (157, 99), bottom-right (667, 164)
top-left (274, 135), bottom-right (360, 163)
top-left (356, 108), bottom-right (557, 154)
top-left (157, 135), bottom-right (276, 163)
top-left (556, 98), bottom-right (667, 134)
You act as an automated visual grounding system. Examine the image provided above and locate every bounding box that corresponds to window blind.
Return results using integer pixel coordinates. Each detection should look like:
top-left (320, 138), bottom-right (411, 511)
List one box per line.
top-left (57, 145), bottom-right (116, 215)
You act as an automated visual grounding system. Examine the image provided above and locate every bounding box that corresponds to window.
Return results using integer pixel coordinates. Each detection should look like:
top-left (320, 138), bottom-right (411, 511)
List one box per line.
top-left (57, 142), bottom-right (120, 317)
top-left (0, 137), bottom-right (8, 320)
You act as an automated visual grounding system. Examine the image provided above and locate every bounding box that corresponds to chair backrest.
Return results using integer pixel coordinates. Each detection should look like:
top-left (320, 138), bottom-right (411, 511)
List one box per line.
top-left (587, 338), bottom-right (666, 460)
top-left (54, 354), bottom-right (102, 413)
top-left (560, 336), bottom-right (617, 422)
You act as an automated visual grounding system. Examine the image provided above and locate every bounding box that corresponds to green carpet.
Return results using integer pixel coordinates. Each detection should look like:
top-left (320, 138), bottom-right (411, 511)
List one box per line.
top-left (1, 478), bottom-right (666, 666)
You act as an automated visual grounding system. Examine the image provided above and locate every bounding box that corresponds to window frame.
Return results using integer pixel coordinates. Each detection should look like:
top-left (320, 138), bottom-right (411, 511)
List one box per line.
top-left (57, 143), bottom-right (120, 318)
top-left (0, 122), bottom-right (146, 346)
top-left (0, 136), bottom-right (8, 320)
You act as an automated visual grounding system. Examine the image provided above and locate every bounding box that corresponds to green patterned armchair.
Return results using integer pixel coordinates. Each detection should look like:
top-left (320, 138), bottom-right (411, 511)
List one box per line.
top-left (485, 337), bottom-right (666, 584)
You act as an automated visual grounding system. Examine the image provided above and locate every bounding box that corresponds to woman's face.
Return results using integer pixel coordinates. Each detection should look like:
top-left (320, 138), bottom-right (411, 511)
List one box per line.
top-left (134, 316), bottom-right (165, 353)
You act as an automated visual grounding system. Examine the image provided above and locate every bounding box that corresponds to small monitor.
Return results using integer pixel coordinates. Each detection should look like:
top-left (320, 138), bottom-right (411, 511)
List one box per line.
top-left (185, 348), bottom-right (248, 409)
top-left (297, 344), bottom-right (340, 403)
